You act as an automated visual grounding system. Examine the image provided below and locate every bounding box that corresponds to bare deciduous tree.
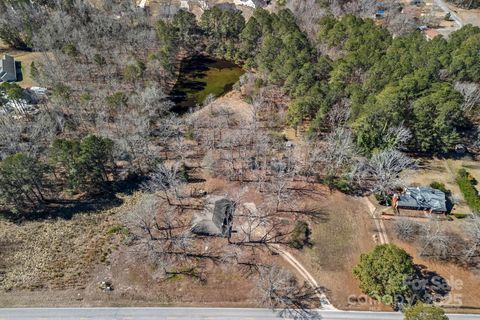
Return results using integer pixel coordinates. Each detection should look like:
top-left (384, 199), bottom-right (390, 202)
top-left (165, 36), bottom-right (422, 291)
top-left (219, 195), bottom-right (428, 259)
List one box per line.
top-left (454, 81), bottom-right (480, 113)
top-left (393, 218), bottom-right (421, 242)
top-left (256, 265), bottom-right (320, 319)
top-left (141, 163), bottom-right (186, 205)
top-left (419, 222), bottom-right (452, 260)
top-left (353, 149), bottom-right (415, 196)
top-left (125, 193), bottom-right (158, 240)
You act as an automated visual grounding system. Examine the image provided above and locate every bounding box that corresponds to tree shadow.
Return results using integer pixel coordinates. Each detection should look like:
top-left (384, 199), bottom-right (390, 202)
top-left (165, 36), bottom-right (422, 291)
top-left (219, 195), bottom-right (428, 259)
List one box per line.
top-left (15, 61), bottom-right (23, 82)
top-left (409, 264), bottom-right (451, 304)
top-left (24, 194), bottom-right (123, 221)
top-left (297, 207), bottom-right (330, 224)
top-left (277, 284), bottom-right (328, 320)
top-left (1, 175), bottom-right (147, 222)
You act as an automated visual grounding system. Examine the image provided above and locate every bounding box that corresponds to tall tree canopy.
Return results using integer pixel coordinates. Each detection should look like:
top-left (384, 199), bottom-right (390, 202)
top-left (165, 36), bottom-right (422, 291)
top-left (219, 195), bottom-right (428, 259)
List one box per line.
top-left (353, 244), bottom-right (416, 305)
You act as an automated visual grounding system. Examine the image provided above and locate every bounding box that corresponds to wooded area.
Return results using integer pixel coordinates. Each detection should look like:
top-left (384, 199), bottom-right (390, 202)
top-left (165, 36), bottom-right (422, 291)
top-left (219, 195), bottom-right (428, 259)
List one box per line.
top-left (0, 0), bottom-right (480, 315)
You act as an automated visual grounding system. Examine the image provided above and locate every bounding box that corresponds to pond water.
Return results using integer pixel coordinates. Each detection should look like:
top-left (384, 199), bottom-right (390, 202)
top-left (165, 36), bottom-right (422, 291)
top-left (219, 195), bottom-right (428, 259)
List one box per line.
top-left (170, 55), bottom-right (245, 112)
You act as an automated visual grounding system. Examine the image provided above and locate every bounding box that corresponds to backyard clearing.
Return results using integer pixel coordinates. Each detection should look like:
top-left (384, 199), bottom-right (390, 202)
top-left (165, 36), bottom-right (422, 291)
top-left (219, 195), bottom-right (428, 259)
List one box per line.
top-left (0, 41), bottom-right (43, 88)
top-left (402, 156), bottom-right (480, 215)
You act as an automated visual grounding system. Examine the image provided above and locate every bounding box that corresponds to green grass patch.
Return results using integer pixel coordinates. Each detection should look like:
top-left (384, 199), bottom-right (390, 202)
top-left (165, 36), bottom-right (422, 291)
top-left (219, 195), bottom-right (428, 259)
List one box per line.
top-left (107, 224), bottom-right (129, 236)
top-left (456, 169), bottom-right (480, 212)
top-left (430, 181), bottom-right (451, 195)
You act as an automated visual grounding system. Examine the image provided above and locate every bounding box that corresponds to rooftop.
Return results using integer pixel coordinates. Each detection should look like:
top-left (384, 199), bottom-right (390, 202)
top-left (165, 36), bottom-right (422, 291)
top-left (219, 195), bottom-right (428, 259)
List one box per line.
top-left (396, 186), bottom-right (447, 212)
top-left (0, 54), bottom-right (17, 82)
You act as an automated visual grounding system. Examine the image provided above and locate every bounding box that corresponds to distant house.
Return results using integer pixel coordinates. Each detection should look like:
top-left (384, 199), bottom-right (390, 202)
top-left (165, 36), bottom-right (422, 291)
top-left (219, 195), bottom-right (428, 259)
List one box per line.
top-left (374, 9), bottom-right (386, 19)
top-left (234, 0), bottom-right (256, 8)
top-left (393, 187), bottom-right (447, 213)
top-left (423, 28), bottom-right (441, 40)
top-left (0, 55), bottom-right (17, 82)
top-left (191, 196), bottom-right (235, 238)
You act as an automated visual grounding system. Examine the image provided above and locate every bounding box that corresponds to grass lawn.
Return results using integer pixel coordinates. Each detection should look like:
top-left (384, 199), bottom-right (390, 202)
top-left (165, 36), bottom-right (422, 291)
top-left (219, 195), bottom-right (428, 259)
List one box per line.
top-left (1, 46), bottom-right (43, 88)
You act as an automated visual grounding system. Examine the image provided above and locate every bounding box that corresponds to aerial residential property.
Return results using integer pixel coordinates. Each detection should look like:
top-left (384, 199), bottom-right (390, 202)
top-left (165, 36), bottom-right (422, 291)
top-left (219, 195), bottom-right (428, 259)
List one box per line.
top-left (0, 54), bottom-right (16, 82)
top-left (0, 1), bottom-right (480, 320)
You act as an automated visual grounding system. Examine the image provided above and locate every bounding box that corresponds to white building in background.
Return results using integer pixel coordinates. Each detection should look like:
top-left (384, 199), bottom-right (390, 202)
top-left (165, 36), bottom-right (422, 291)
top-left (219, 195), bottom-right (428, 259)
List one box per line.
top-left (180, 0), bottom-right (189, 9)
top-left (234, 0), bottom-right (256, 8)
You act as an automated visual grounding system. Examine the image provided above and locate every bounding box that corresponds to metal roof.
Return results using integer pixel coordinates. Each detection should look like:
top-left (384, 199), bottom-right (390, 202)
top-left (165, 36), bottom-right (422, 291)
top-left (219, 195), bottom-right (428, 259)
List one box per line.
top-left (0, 55), bottom-right (17, 82)
top-left (397, 187), bottom-right (447, 212)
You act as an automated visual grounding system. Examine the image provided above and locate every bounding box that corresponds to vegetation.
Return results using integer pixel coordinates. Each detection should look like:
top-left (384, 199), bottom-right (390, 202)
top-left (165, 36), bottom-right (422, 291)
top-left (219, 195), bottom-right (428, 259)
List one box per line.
top-left (404, 303), bottom-right (449, 320)
top-left (0, 153), bottom-right (48, 213)
top-left (456, 169), bottom-right (480, 212)
top-left (429, 182), bottom-right (450, 195)
top-left (50, 135), bottom-right (115, 193)
top-left (447, 0), bottom-right (480, 9)
top-left (289, 220), bottom-right (311, 249)
top-left (0, 0), bottom-right (479, 312)
top-left (353, 244), bottom-right (415, 305)
top-left (236, 12), bottom-right (479, 154)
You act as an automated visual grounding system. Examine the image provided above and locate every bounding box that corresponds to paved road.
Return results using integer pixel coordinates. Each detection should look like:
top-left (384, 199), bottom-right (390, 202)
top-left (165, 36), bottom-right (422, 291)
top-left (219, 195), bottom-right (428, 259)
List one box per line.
top-left (433, 0), bottom-right (464, 27)
top-left (1, 308), bottom-right (480, 320)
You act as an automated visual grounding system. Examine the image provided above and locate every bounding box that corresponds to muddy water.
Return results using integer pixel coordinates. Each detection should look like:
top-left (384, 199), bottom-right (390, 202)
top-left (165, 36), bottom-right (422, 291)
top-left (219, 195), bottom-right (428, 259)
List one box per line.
top-left (170, 55), bottom-right (244, 112)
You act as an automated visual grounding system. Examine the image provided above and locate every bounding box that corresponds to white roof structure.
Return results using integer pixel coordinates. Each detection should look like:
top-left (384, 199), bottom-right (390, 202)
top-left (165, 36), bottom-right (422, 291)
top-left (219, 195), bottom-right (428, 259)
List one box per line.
top-left (234, 0), bottom-right (256, 8)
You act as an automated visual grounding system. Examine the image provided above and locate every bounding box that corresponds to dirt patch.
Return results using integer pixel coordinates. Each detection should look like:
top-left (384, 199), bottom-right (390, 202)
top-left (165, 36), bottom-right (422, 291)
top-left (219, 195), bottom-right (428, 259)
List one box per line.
top-left (190, 90), bottom-right (254, 124)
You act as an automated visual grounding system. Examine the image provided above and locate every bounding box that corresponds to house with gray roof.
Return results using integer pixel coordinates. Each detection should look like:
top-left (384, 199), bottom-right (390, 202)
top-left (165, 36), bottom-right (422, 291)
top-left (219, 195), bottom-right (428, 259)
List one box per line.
top-left (0, 55), bottom-right (17, 82)
top-left (191, 196), bottom-right (235, 238)
top-left (394, 187), bottom-right (447, 213)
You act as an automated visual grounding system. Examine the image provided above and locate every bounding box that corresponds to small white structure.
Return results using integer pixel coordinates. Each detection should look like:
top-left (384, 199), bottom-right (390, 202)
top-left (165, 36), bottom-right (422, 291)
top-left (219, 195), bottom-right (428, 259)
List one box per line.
top-left (136, 0), bottom-right (148, 9)
top-left (198, 0), bottom-right (208, 10)
top-left (180, 0), bottom-right (189, 9)
top-left (29, 87), bottom-right (47, 96)
top-left (234, 0), bottom-right (256, 8)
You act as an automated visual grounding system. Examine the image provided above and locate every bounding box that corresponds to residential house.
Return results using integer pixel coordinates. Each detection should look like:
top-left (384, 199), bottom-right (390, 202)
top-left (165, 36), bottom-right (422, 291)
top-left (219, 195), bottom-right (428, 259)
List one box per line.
top-left (393, 187), bottom-right (448, 213)
top-left (423, 28), bottom-right (441, 40)
top-left (0, 55), bottom-right (17, 82)
top-left (191, 196), bottom-right (235, 237)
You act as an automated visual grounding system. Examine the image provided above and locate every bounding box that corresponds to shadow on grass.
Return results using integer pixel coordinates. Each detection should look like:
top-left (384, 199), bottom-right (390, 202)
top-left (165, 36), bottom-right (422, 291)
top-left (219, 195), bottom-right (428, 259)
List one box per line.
top-left (15, 61), bottom-right (23, 82)
top-left (1, 175), bottom-right (148, 222)
top-left (410, 264), bottom-right (451, 304)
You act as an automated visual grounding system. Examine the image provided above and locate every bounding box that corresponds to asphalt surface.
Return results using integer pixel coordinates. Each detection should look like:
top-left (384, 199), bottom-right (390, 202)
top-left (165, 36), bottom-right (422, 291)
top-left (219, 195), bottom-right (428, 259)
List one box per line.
top-left (0, 308), bottom-right (480, 320)
top-left (433, 0), bottom-right (464, 27)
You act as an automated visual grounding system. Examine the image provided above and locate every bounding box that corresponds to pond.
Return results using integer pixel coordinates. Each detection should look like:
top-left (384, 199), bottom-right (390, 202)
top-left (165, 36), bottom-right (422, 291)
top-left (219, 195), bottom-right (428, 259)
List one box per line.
top-left (170, 55), bottom-right (245, 112)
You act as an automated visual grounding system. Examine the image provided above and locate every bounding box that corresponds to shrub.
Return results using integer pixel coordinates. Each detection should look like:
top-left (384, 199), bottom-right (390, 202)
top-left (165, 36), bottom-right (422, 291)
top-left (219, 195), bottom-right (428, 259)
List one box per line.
top-left (375, 193), bottom-right (391, 206)
top-left (177, 163), bottom-right (189, 182)
top-left (323, 175), bottom-right (351, 193)
top-left (456, 169), bottom-right (480, 212)
top-left (289, 220), bottom-right (311, 249)
top-left (107, 224), bottom-right (129, 236)
top-left (429, 181), bottom-right (450, 195)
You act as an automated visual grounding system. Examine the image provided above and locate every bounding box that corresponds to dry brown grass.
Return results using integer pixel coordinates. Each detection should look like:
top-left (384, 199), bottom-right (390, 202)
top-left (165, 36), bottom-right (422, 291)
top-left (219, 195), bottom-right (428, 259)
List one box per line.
top-left (0, 193), bottom-right (140, 292)
top-left (290, 188), bottom-right (383, 311)
top-left (0, 47), bottom-right (43, 88)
